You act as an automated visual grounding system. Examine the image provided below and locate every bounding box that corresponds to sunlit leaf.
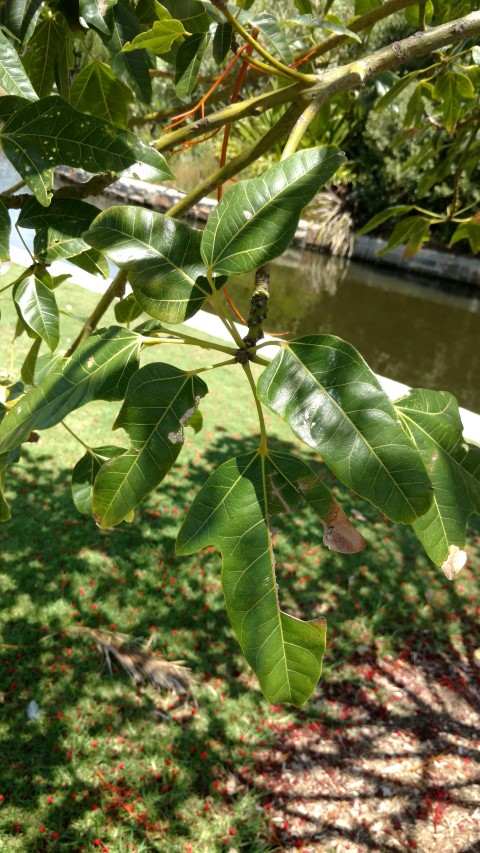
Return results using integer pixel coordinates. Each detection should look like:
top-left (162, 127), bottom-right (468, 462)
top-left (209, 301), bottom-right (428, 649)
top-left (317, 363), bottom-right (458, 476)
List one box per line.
top-left (201, 147), bottom-right (345, 275)
top-left (93, 363), bottom-right (208, 527)
top-left (5, 0), bottom-right (43, 44)
top-left (377, 216), bottom-right (431, 259)
top-left (0, 327), bottom-right (142, 453)
top-left (257, 335), bottom-right (433, 525)
top-left (357, 205), bottom-right (414, 236)
top-left (449, 220), bottom-right (480, 255)
top-left (0, 95), bottom-right (172, 206)
top-left (0, 30), bottom-right (38, 99)
top-left (320, 14), bottom-right (362, 43)
top-left (69, 248), bottom-right (110, 279)
top-left (84, 206), bottom-right (223, 324)
top-left (396, 389), bottom-right (480, 574)
top-left (250, 12), bottom-right (294, 63)
top-left (72, 445), bottom-right (125, 515)
top-left (114, 293), bottom-right (144, 325)
top-left (122, 19), bottom-right (187, 55)
top-left (69, 61), bottom-right (134, 127)
top-left (79, 0), bottom-right (111, 35)
top-left (18, 196), bottom-right (101, 261)
top-left (14, 273), bottom-right (60, 351)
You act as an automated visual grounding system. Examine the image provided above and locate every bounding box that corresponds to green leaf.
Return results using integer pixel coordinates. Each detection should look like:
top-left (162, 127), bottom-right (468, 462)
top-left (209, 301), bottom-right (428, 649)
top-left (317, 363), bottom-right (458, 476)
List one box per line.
top-left (0, 95), bottom-right (173, 207)
top-left (69, 61), bottom-right (134, 127)
top-left (0, 326), bottom-right (142, 453)
top-left (0, 95), bottom-right (28, 122)
top-left (114, 293), bottom-right (144, 325)
top-left (0, 30), bottom-right (38, 99)
top-left (175, 33), bottom-right (209, 99)
top-left (201, 147), bottom-right (345, 276)
top-left (84, 206), bottom-right (222, 324)
top-left (354, 0), bottom-right (380, 12)
top-left (18, 196), bottom-right (101, 261)
top-left (79, 0), bottom-right (111, 35)
top-left (20, 336), bottom-right (42, 385)
top-left (356, 205), bottom-right (414, 236)
top-left (93, 362), bottom-right (207, 527)
top-left (472, 46), bottom-right (480, 66)
top-left (294, 0), bottom-right (313, 13)
top-left (105, 0), bottom-right (153, 104)
top-left (405, 1), bottom-right (433, 26)
top-left (0, 200), bottom-right (10, 261)
top-left (14, 273), bottom-right (60, 351)
top-left (72, 445), bottom-right (124, 515)
top-left (160, 0), bottom-right (211, 34)
top-left (178, 449), bottom-right (365, 705)
top-left (320, 14), bottom-right (362, 44)
top-left (122, 19), bottom-right (187, 55)
top-left (395, 389), bottom-right (480, 575)
top-left (212, 22), bottom-right (233, 65)
top-left (449, 220), bottom-right (480, 255)
top-left (375, 74), bottom-right (414, 111)
top-left (69, 248), bottom-right (110, 278)
top-left (257, 335), bottom-right (433, 525)
top-left (377, 216), bottom-right (431, 259)
top-left (21, 13), bottom-right (66, 98)
top-left (5, 0), bottom-right (43, 44)
top-left (433, 72), bottom-right (475, 132)
top-left (250, 13), bottom-right (294, 63)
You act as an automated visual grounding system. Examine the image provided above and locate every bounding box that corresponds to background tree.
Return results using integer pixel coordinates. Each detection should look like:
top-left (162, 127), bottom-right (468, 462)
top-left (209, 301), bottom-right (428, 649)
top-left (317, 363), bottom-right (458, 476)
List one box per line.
top-left (0, 0), bottom-right (479, 706)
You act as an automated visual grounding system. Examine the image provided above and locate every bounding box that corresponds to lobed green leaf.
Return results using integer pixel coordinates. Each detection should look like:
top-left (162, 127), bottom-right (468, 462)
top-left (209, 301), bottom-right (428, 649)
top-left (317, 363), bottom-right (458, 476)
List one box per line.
top-left (72, 446), bottom-right (125, 515)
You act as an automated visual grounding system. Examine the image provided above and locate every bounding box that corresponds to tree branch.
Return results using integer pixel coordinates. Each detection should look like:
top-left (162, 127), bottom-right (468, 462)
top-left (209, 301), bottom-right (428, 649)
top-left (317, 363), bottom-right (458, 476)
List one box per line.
top-left (165, 103), bottom-right (303, 219)
top-left (64, 269), bottom-right (127, 357)
top-left (295, 0), bottom-right (419, 62)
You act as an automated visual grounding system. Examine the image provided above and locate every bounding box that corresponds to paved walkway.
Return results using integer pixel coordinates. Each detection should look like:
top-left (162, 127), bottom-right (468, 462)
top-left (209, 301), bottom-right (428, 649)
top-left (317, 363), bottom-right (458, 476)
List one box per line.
top-left (9, 245), bottom-right (480, 444)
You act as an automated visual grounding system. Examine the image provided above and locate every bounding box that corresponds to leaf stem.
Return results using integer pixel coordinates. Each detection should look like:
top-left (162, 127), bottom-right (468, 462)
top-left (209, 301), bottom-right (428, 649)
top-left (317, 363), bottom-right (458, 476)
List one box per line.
top-left (64, 269), bottom-right (127, 357)
top-left (61, 419), bottom-right (93, 453)
top-left (207, 280), bottom-right (245, 349)
top-left (242, 361), bottom-right (268, 454)
top-left (141, 331), bottom-right (238, 357)
top-left (1, 179), bottom-right (26, 196)
top-left (211, 0), bottom-right (317, 85)
top-left (192, 357), bottom-right (237, 374)
top-left (281, 95), bottom-right (328, 159)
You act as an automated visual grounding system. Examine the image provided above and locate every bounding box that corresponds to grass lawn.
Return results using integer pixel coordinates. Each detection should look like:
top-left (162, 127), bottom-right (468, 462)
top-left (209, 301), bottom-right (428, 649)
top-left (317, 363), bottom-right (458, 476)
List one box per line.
top-left (1, 275), bottom-right (480, 852)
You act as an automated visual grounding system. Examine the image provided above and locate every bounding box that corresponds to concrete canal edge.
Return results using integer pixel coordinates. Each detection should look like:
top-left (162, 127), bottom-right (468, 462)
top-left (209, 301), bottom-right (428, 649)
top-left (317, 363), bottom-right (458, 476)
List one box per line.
top-left (56, 167), bottom-right (480, 288)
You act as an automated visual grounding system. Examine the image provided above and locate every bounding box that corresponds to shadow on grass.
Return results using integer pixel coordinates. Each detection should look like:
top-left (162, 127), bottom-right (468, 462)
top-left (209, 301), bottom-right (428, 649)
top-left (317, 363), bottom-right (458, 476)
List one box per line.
top-left (1, 431), bottom-right (480, 851)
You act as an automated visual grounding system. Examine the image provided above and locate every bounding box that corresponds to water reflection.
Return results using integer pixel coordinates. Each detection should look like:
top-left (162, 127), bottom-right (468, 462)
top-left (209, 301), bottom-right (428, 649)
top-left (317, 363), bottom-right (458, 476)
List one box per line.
top-left (222, 249), bottom-right (480, 414)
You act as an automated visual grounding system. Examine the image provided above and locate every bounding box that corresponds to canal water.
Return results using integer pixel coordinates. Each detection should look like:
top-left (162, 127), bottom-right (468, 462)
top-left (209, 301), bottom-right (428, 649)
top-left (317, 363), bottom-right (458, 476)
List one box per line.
top-left (1, 156), bottom-right (479, 413)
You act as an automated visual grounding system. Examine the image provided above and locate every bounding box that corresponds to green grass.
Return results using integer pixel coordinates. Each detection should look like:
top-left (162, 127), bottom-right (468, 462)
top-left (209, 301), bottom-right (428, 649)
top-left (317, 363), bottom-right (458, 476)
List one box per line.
top-left (1, 276), bottom-right (480, 852)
